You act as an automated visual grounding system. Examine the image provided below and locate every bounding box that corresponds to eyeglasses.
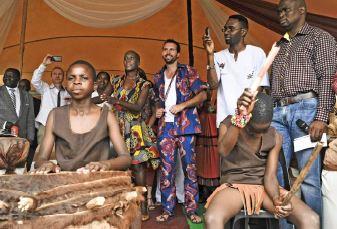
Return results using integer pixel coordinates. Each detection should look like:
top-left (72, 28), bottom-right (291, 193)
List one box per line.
top-left (221, 27), bottom-right (242, 33)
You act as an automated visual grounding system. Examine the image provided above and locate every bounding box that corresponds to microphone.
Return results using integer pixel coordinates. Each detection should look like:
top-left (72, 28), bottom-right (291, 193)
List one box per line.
top-left (296, 119), bottom-right (309, 134)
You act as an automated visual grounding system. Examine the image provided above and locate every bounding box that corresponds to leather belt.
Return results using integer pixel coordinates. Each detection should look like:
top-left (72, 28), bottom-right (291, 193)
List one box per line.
top-left (274, 91), bottom-right (317, 107)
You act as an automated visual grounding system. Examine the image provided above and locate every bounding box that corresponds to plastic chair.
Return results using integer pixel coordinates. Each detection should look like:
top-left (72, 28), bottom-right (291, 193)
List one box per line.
top-left (231, 210), bottom-right (279, 229)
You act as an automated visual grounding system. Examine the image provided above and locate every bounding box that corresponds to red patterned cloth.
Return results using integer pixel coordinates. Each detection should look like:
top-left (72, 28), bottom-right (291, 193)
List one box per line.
top-left (196, 111), bottom-right (219, 179)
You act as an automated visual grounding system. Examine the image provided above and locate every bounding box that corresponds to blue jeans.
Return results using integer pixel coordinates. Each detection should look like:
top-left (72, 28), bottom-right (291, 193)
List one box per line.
top-left (272, 98), bottom-right (322, 216)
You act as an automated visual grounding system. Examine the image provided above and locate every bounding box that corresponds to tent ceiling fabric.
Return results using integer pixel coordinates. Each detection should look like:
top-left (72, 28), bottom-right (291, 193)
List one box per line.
top-left (43, 0), bottom-right (172, 28)
top-left (0, 0), bottom-right (335, 84)
top-left (0, 0), bottom-right (18, 56)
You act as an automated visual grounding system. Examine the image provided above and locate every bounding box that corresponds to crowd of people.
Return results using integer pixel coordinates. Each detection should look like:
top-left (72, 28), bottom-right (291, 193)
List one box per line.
top-left (0, 0), bottom-right (336, 228)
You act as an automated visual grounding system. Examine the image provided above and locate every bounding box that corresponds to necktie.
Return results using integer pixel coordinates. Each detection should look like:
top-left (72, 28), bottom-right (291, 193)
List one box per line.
top-left (57, 89), bottom-right (61, 107)
top-left (10, 89), bottom-right (16, 111)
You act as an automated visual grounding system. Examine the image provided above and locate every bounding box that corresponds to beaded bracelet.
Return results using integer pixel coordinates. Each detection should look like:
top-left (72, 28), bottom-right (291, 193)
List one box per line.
top-left (230, 109), bottom-right (252, 128)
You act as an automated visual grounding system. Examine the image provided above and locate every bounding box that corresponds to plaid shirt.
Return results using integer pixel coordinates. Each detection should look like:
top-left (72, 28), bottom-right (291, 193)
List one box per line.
top-left (271, 23), bottom-right (337, 122)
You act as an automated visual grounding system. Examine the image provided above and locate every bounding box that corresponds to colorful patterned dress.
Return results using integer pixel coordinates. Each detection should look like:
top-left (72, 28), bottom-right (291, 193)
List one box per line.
top-left (111, 75), bottom-right (159, 169)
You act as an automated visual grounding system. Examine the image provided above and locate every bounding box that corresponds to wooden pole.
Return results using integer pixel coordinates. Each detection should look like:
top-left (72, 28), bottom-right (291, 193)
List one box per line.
top-left (281, 142), bottom-right (323, 205)
top-left (19, 0), bottom-right (28, 74)
top-left (187, 0), bottom-right (194, 66)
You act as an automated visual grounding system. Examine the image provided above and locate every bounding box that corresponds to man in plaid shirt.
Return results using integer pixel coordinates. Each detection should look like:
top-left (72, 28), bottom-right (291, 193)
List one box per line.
top-left (271, 0), bottom-right (336, 221)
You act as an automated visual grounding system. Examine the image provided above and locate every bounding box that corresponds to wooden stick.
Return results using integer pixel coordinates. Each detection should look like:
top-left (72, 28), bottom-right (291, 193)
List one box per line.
top-left (282, 142), bottom-right (323, 205)
top-left (19, 0), bottom-right (28, 73)
top-left (250, 42), bottom-right (280, 92)
top-left (239, 42), bottom-right (280, 113)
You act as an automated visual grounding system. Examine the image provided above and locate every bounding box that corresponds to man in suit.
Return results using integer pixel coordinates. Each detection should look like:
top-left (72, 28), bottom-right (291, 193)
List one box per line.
top-left (0, 68), bottom-right (35, 143)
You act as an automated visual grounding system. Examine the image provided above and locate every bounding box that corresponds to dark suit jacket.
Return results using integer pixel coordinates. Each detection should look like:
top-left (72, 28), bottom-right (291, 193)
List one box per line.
top-left (33, 97), bottom-right (41, 118)
top-left (0, 86), bottom-right (35, 142)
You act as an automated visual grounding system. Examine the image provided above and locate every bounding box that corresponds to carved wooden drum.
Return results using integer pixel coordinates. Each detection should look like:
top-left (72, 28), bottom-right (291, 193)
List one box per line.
top-left (0, 137), bottom-right (29, 172)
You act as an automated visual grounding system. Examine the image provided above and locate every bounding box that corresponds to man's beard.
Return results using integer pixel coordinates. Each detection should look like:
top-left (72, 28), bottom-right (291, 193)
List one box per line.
top-left (164, 55), bottom-right (177, 64)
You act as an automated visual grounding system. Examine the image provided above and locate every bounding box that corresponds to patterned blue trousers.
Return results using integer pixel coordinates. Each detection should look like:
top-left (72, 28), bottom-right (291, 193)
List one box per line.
top-left (158, 122), bottom-right (199, 215)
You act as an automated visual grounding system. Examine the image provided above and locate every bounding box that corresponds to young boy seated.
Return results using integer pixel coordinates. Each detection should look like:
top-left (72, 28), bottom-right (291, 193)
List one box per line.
top-left (204, 89), bottom-right (319, 229)
top-left (34, 60), bottom-right (131, 173)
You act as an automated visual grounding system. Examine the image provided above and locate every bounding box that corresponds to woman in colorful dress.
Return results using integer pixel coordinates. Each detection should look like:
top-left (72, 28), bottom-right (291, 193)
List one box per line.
top-left (106, 50), bottom-right (159, 221)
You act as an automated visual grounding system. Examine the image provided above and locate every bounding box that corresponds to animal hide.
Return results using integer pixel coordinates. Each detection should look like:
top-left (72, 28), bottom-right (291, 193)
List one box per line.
top-left (0, 171), bottom-right (144, 229)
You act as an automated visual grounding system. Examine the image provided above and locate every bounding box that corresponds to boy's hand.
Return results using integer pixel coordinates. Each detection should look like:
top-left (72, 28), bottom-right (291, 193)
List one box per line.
top-left (273, 196), bottom-right (293, 219)
top-left (84, 161), bottom-right (110, 172)
top-left (237, 88), bottom-right (258, 115)
top-left (33, 161), bottom-right (60, 174)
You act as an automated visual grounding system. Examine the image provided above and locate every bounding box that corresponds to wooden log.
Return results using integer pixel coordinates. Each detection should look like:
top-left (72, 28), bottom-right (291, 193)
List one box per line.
top-left (282, 142), bottom-right (323, 205)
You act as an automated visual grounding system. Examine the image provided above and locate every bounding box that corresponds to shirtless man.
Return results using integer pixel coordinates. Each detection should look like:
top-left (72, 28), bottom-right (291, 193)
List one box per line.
top-left (34, 60), bottom-right (131, 173)
top-left (204, 89), bottom-right (319, 229)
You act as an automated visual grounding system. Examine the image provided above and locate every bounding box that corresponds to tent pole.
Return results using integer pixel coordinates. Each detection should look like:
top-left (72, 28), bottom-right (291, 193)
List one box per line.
top-left (19, 0), bottom-right (28, 75)
top-left (187, 0), bottom-right (194, 66)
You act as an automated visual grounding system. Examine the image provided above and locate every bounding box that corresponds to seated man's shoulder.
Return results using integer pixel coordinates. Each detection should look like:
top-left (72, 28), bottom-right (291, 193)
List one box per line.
top-left (52, 105), bottom-right (69, 113)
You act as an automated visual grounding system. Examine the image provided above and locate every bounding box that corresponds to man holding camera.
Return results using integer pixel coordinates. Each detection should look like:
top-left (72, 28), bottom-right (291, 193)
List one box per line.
top-left (202, 14), bottom-right (269, 129)
top-left (31, 54), bottom-right (69, 144)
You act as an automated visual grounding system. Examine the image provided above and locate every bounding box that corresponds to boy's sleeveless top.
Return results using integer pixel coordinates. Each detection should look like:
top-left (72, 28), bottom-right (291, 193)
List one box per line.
top-left (53, 105), bottom-right (110, 171)
top-left (220, 116), bottom-right (277, 185)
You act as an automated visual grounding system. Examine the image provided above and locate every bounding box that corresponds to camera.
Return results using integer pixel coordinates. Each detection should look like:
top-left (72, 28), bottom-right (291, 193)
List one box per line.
top-left (51, 56), bottom-right (62, 62)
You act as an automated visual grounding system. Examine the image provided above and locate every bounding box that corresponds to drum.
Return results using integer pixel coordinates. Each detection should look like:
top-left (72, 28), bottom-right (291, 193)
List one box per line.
top-left (0, 137), bottom-right (29, 172)
top-left (0, 171), bottom-right (144, 229)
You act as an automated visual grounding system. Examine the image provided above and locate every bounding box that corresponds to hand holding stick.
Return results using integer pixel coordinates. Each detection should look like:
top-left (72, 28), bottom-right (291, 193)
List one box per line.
top-left (281, 142), bottom-right (323, 205)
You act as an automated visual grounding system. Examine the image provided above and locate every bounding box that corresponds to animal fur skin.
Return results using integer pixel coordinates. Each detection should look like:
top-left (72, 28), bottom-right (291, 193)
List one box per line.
top-left (0, 171), bottom-right (144, 229)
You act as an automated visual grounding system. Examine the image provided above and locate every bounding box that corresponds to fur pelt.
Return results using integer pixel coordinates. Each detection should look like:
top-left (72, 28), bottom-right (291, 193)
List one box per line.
top-left (0, 171), bottom-right (144, 229)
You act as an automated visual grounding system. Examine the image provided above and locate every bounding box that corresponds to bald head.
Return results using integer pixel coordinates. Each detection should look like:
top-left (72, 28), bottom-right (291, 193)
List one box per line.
top-left (278, 0), bottom-right (306, 31)
top-left (279, 0), bottom-right (306, 12)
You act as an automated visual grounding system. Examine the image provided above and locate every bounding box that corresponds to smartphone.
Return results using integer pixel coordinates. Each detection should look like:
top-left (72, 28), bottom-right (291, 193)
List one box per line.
top-left (51, 56), bottom-right (62, 62)
top-left (205, 27), bottom-right (210, 37)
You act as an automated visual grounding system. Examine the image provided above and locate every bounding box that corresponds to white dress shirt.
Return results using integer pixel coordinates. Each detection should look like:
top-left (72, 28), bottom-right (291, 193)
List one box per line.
top-left (31, 64), bottom-right (70, 127)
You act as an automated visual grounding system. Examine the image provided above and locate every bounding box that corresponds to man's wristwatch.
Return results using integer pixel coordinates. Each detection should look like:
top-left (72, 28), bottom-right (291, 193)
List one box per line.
top-left (206, 64), bottom-right (215, 70)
